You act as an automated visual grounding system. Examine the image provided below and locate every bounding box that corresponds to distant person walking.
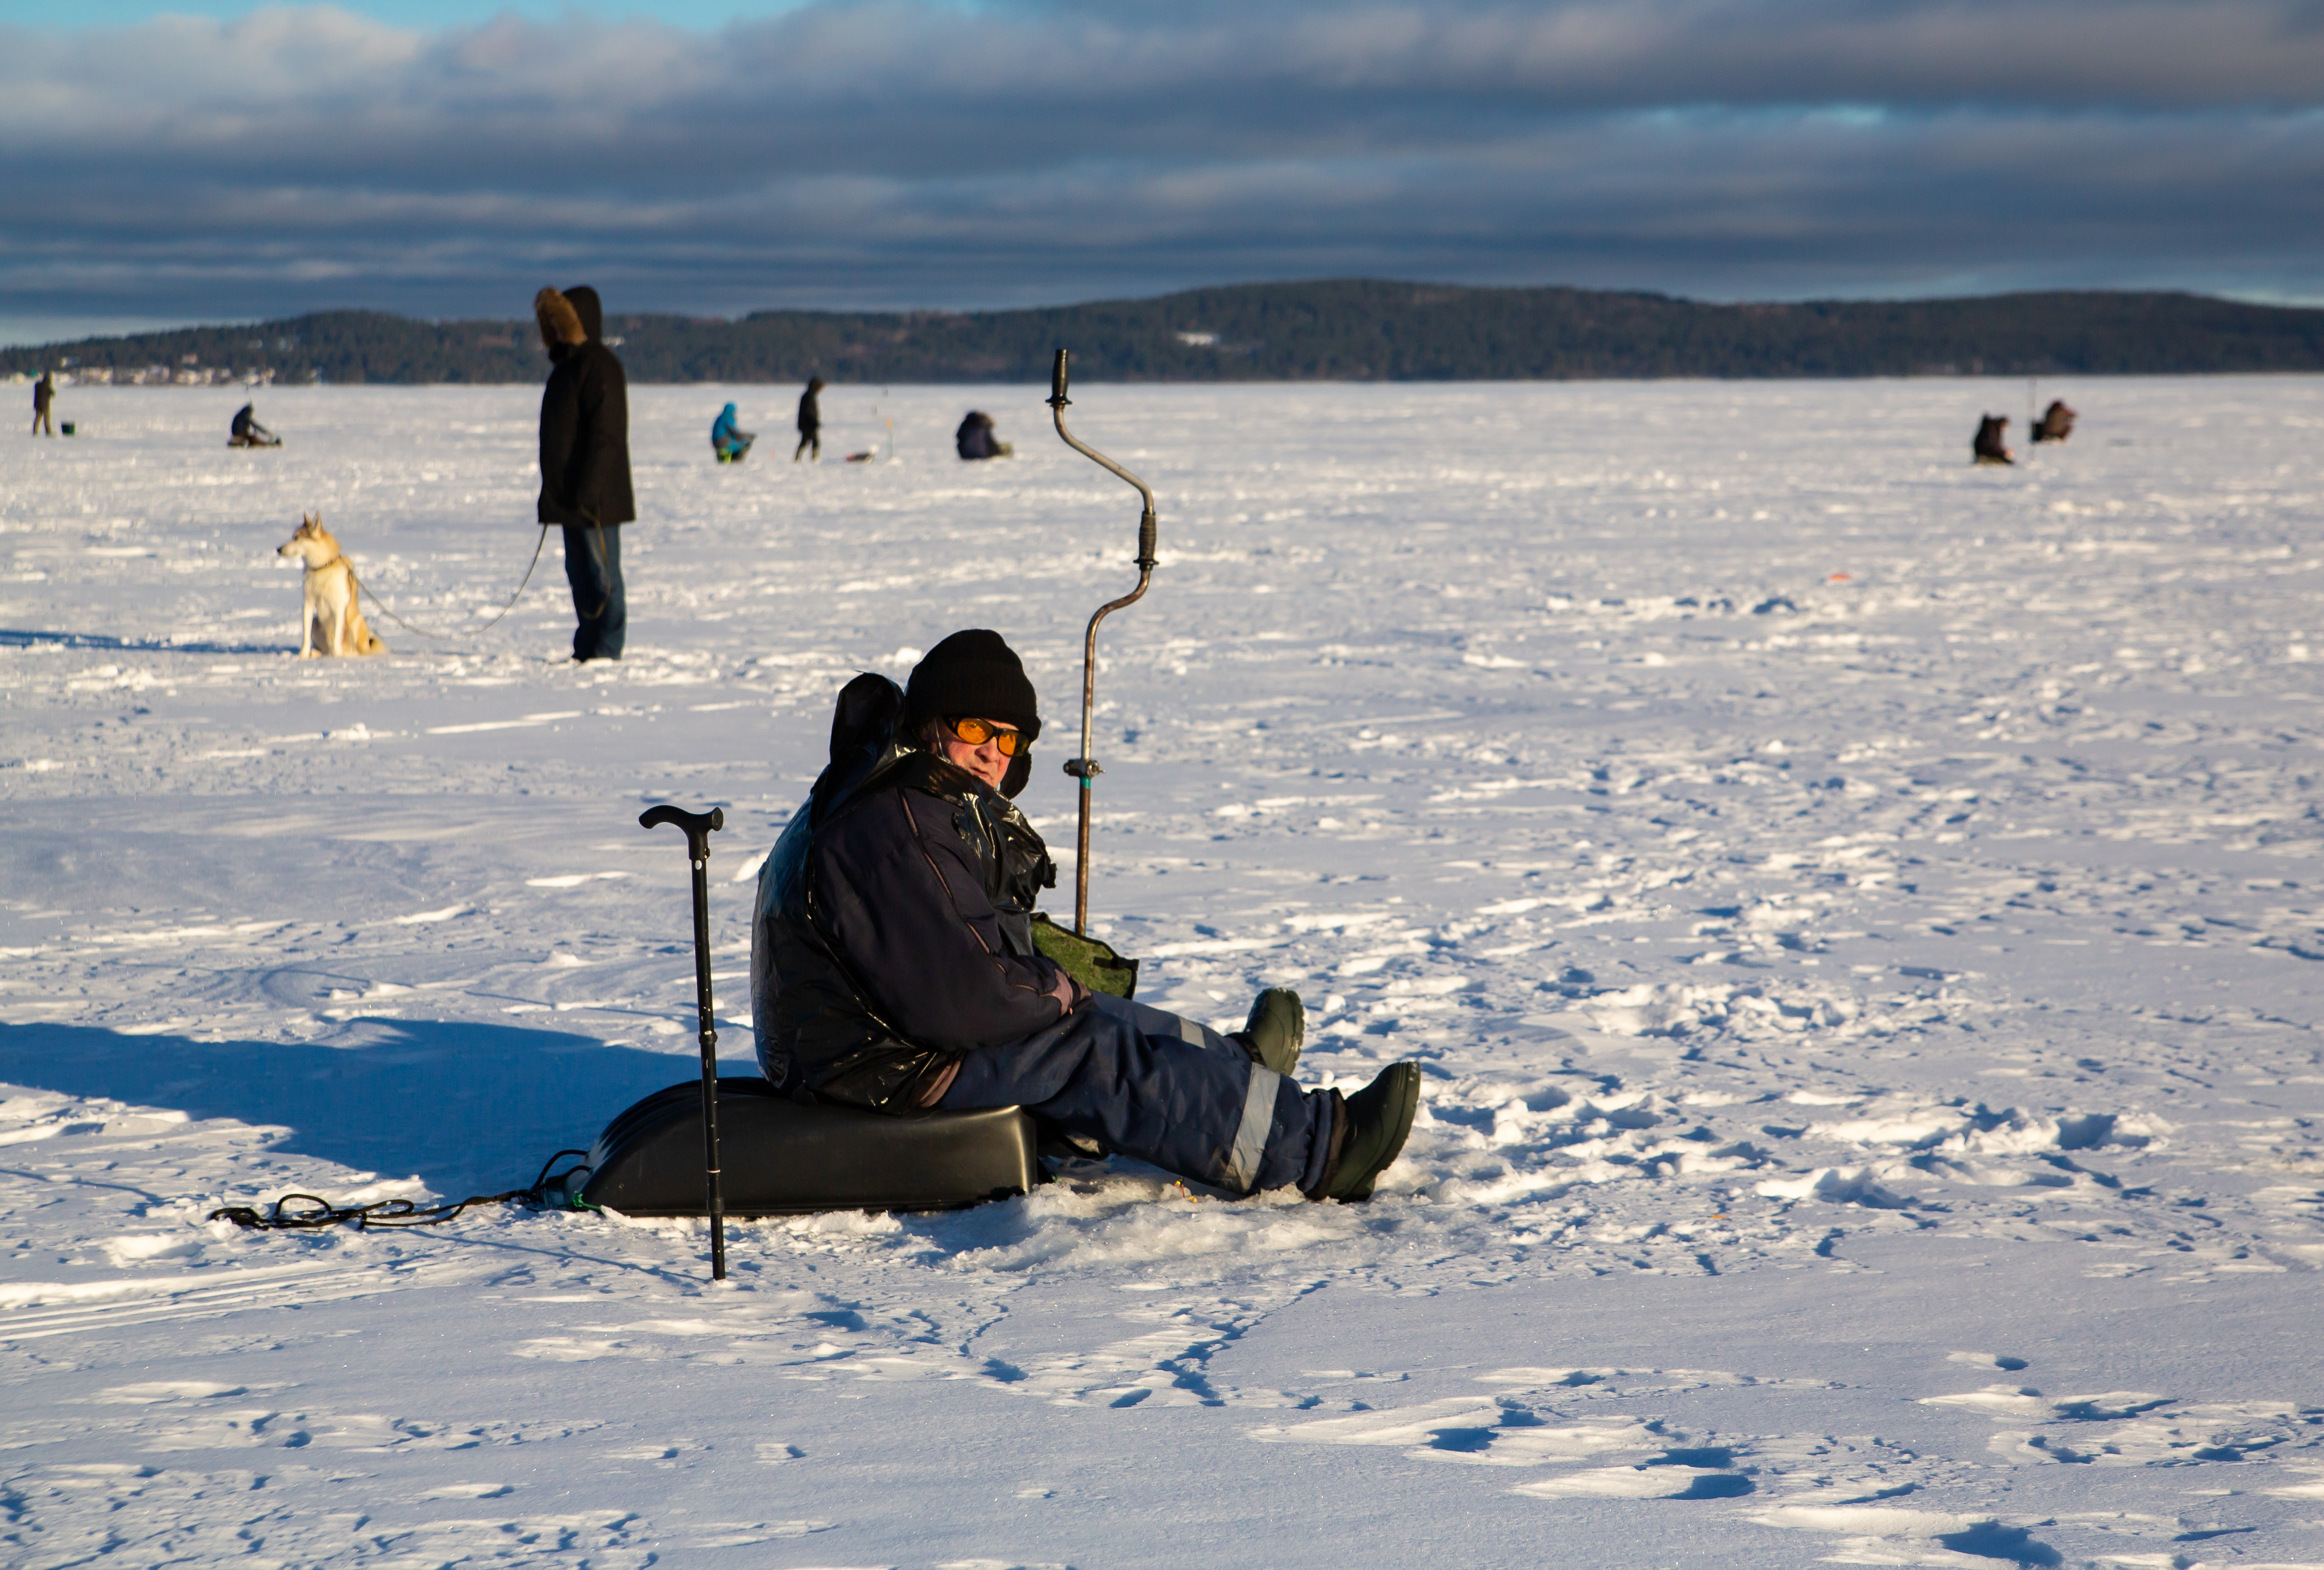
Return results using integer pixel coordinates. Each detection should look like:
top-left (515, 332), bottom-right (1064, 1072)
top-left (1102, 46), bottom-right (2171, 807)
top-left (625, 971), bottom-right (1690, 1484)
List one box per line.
top-left (794, 376), bottom-right (824, 463)
top-left (535, 284), bottom-right (635, 662)
top-left (32, 370), bottom-right (54, 436)
top-left (1972, 414), bottom-right (2013, 466)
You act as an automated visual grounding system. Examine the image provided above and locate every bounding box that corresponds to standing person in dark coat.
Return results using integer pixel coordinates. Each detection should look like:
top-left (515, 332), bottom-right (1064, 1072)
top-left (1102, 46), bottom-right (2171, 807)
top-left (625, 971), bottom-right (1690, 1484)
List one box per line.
top-left (793, 376), bottom-right (824, 463)
top-left (535, 285), bottom-right (635, 661)
top-left (750, 629), bottom-right (1421, 1202)
top-left (32, 371), bottom-right (55, 436)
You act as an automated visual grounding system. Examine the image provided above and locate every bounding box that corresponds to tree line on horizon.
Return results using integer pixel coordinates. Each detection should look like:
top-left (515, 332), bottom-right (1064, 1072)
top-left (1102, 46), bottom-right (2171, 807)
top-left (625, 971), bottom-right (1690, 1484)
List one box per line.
top-left (9, 279), bottom-right (2324, 386)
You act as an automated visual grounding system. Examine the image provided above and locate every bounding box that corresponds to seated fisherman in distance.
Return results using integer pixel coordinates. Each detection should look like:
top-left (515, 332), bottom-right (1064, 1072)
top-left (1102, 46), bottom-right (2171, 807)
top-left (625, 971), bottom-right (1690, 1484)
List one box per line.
top-left (750, 629), bottom-right (1419, 1201)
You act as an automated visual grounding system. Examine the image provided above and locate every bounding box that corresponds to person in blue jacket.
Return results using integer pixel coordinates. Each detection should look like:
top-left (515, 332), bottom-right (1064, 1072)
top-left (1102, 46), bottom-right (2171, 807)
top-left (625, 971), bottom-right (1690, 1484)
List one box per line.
top-left (711, 403), bottom-right (754, 463)
top-left (750, 629), bottom-right (1421, 1202)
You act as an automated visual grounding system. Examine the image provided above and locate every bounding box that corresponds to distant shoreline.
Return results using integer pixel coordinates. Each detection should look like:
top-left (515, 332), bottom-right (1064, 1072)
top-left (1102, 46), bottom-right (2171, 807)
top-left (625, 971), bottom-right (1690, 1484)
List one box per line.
top-left (8, 278), bottom-right (2324, 384)
top-left (18, 370), bottom-right (2324, 391)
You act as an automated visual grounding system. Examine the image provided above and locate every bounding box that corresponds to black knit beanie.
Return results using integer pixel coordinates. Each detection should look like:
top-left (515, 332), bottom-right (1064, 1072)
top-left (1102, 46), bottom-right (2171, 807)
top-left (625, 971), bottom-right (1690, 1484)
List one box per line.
top-left (903, 629), bottom-right (1041, 741)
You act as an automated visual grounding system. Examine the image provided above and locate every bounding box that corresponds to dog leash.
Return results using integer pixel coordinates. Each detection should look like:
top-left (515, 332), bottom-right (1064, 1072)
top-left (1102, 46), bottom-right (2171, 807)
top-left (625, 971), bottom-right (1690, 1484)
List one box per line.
top-left (211, 1147), bottom-right (592, 1231)
top-left (353, 524), bottom-right (552, 643)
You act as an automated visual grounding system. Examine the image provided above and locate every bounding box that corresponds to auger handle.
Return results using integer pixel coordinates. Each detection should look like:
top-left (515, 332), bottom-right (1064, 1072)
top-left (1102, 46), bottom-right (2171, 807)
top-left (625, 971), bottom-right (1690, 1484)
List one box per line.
top-left (1047, 348), bottom-right (1159, 933)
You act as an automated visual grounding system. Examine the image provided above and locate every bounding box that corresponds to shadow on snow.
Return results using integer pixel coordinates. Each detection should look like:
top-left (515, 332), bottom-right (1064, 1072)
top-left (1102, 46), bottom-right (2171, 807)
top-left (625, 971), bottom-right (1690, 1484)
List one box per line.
top-left (0, 627), bottom-right (290, 657)
top-left (0, 1017), bottom-right (698, 1200)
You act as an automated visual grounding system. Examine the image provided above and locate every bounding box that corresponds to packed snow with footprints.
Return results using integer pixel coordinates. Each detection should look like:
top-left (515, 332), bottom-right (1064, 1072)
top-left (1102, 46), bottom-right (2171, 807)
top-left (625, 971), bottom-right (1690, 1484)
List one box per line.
top-left (1, 377), bottom-right (2319, 1566)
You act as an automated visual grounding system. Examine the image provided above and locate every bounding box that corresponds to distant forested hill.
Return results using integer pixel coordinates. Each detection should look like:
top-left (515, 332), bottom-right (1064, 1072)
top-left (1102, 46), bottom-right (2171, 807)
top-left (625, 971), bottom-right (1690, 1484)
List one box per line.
top-left (10, 280), bottom-right (2324, 385)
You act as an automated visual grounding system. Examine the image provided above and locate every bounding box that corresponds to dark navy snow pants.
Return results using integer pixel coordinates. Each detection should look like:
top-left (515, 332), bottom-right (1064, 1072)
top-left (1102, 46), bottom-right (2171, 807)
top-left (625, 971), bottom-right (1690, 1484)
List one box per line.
top-left (938, 991), bottom-right (1336, 1196)
top-left (562, 522), bottom-right (625, 661)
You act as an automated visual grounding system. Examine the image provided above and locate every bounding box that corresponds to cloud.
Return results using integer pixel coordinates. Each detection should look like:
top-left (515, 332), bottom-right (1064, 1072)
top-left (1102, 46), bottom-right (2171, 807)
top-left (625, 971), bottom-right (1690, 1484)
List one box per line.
top-left (2, 0), bottom-right (2320, 337)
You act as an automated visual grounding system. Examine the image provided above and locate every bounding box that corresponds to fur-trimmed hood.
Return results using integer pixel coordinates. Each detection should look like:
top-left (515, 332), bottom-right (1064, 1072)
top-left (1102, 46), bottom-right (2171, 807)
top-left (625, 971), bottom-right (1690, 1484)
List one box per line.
top-left (535, 288), bottom-right (584, 349)
top-left (534, 282), bottom-right (633, 528)
top-left (535, 285), bottom-right (602, 350)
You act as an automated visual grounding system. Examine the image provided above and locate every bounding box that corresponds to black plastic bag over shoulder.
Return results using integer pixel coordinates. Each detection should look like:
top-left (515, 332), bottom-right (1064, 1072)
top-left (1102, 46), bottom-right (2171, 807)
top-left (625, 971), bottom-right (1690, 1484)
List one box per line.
top-left (815, 671), bottom-right (906, 824)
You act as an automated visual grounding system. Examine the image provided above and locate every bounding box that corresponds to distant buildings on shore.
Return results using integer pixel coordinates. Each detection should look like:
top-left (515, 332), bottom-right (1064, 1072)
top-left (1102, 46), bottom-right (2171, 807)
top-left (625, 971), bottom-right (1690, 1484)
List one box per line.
top-left (6, 332), bottom-right (320, 387)
top-left (6, 359), bottom-right (304, 387)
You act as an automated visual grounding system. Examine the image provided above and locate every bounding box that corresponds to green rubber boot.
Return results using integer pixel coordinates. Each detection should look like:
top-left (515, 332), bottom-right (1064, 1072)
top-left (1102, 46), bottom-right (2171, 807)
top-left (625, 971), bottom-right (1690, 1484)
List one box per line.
top-left (1232, 987), bottom-right (1304, 1077)
top-left (1324, 1062), bottom-right (1420, 1202)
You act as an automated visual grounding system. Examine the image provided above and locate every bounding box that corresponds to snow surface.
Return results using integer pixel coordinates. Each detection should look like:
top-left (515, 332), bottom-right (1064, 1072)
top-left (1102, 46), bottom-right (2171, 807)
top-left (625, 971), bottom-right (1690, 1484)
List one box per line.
top-left (2, 378), bottom-right (2321, 1568)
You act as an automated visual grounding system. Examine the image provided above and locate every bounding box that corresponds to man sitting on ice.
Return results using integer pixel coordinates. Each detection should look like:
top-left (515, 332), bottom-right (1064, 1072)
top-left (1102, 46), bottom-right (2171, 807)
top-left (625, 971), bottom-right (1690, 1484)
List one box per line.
top-left (711, 403), bottom-right (755, 463)
top-left (750, 629), bottom-right (1419, 1202)
top-left (1972, 413), bottom-right (2012, 465)
top-left (955, 411), bottom-right (1012, 460)
top-left (2032, 400), bottom-right (2076, 444)
top-left (229, 403), bottom-right (280, 448)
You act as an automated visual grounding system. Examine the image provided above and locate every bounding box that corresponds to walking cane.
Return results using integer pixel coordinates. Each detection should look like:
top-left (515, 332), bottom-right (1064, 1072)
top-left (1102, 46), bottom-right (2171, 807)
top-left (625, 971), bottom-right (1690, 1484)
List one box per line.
top-left (640, 804), bottom-right (728, 1281)
top-left (1046, 348), bottom-right (1159, 935)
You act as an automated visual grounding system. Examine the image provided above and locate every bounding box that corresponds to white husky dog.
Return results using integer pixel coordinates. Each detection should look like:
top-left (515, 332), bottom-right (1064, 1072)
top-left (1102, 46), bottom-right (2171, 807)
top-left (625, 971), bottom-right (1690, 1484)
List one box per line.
top-left (277, 513), bottom-right (387, 658)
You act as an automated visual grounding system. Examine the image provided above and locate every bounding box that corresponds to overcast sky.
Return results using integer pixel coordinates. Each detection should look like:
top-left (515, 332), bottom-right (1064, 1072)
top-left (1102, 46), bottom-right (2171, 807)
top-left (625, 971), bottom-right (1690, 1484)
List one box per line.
top-left (3, 0), bottom-right (2320, 345)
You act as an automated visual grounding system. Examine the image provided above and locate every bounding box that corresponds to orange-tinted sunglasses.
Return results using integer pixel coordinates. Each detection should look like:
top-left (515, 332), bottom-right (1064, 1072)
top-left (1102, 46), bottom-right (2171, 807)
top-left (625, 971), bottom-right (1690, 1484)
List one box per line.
top-left (946, 716), bottom-right (1029, 757)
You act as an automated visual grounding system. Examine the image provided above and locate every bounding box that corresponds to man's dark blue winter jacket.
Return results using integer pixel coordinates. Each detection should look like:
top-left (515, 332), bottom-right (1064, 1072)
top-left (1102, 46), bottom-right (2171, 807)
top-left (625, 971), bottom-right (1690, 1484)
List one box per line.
top-left (752, 733), bottom-right (1080, 1111)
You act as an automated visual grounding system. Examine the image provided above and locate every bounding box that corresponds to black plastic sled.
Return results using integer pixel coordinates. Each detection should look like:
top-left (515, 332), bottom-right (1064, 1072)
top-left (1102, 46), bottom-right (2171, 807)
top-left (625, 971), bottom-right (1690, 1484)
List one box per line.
top-left (556, 1077), bottom-right (1040, 1218)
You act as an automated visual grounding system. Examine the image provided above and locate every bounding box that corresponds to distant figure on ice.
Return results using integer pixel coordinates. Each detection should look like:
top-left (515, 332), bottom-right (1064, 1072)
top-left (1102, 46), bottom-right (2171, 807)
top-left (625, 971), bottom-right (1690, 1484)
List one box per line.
top-left (229, 403), bottom-right (281, 448)
top-left (711, 402), bottom-right (755, 463)
top-left (750, 628), bottom-right (1420, 1203)
top-left (536, 284), bottom-right (635, 663)
top-left (1972, 414), bottom-right (2013, 466)
top-left (955, 410), bottom-right (1012, 461)
top-left (32, 370), bottom-right (54, 436)
top-left (793, 376), bottom-right (824, 462)
top-left (2032, 400), bottom-right (2076, 444)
